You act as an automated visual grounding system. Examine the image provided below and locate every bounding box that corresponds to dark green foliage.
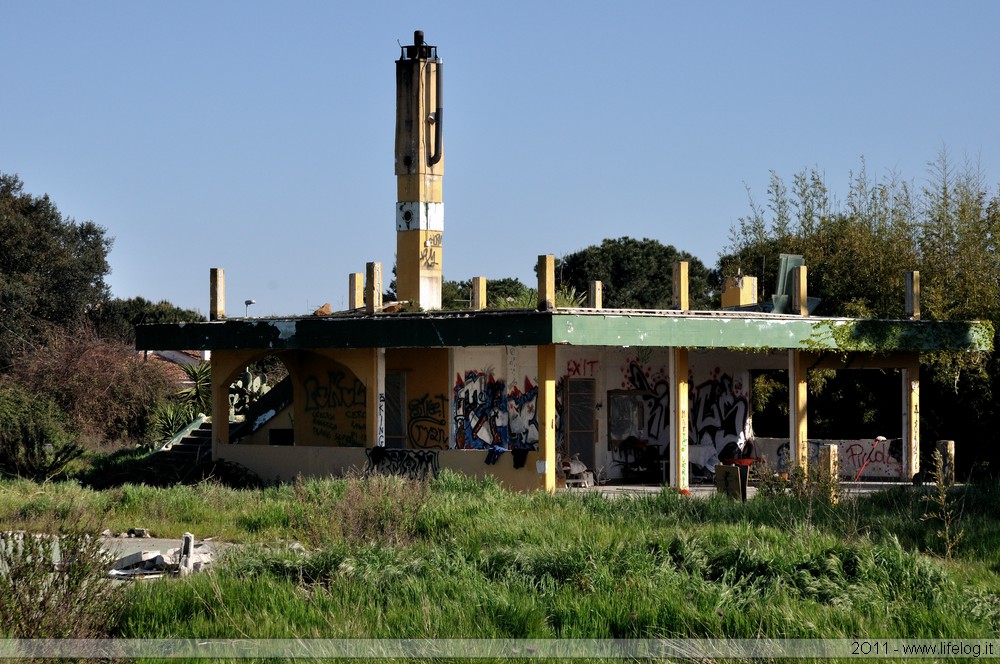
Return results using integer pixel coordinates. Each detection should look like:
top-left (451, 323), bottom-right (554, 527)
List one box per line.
top-left (0, 173), bottom-right (111, 369)
top-left (0, 382), bottom-right (80, 481)
top-left (557, 236), bottom-right (716, 309)
top-left (89, 296), bottom-right (205, 345)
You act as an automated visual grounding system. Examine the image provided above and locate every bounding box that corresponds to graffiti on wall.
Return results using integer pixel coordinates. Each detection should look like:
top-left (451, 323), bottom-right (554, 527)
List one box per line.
top-left (453, 369), bottom-right (541, 450)
top-left (420, 232), bottom-right (442, 268)
top-left (302, 369), bottom-right (366, 445)
top-left (566, 358), bottom-right (599, 378)
top-left (408, 393), bottom-right (448, 449)
top-left (689, 368), bottom-right (749, 456)
top-left (620, 359), bottom-right (671, 442)
top-left (366, 447), bottom-right (440, 480)
top-left (756, 438), bottom-right (903, 479)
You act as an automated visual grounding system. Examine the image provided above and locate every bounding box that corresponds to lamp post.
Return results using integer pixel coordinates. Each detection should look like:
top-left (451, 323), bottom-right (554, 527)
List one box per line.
top-left (244, 299), bottom-right (256, 317)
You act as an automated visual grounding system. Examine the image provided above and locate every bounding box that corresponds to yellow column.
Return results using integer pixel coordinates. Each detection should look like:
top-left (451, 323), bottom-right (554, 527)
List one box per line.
top-left (210, 359), bottom-right (230, 459)
top-left (537, 255), bottom-right (555, 311)
top-left (471, 276), bottom-right (487, 310)
top-left (349, 273), bottom-right (364, 310)
top-left (367, 348), bottom-right (386, 447)
top-left (366, 262), bottom-right (383, 314)
top-left (210, 268), bottom-right (225, 321)
top-left (588, 280), bottom-right (603, 309)
top-left (537, 344), bottom-right (557, 492)
top-left (789, 350), bottom-right (809, 472)
top-left (792, 265), bottom-right (808, 316)
top-left (673, 262), bottom-right (689, 310)
top-left (672, 347), bottom-right (689, 490)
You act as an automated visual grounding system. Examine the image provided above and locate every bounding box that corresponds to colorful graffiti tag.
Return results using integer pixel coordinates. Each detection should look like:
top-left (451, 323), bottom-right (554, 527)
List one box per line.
top-left (453, 370), bottom-right (540, 450)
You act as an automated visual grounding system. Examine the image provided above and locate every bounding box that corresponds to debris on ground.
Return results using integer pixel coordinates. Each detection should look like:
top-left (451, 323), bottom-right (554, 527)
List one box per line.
top-left (107, 532), bottom-right (212, 580)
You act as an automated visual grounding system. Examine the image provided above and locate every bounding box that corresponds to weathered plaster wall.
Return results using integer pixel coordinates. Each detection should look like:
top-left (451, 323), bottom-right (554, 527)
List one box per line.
top-left (215, 445), bottom-right (546, 490)
top-left (755, 437), bottom-right (904, 479)
top-left (387, 347), bottom-right (449, 449)
top-left (283, 349), bottom-right (372, 447)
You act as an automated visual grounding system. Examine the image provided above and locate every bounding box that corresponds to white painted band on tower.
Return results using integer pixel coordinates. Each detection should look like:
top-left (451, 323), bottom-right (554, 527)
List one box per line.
top-left (396, 201), bottom-right (444, 232)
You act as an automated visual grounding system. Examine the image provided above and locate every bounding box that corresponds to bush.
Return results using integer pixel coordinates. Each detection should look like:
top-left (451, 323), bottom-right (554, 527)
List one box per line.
top-left (11, 327), bottom-right (176, 445)
top-left (0, 382), bottom-right (81, 481)
top-left (0, 515), bottom-right (126, 638)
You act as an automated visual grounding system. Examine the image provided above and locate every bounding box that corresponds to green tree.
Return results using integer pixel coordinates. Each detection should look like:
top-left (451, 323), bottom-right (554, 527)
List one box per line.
top-left (556, 237), bottom-right (715, 309)
top-left (89, 297), bottom-right (204, 345)
top-left (721, 153), bottom-right (1000, 475)
top-left (0, 174), bottom-right (112, 368)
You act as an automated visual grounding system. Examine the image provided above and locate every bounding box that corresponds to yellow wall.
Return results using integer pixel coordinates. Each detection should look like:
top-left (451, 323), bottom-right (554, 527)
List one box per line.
top-left (218, 445), bottom-right (546, 491)
top-left (387, 347), bottom-right (449, 449)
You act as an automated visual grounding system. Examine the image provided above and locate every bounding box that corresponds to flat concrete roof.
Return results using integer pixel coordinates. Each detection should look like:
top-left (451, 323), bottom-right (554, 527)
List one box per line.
top-left (135, 308), bottom-right (993, 354)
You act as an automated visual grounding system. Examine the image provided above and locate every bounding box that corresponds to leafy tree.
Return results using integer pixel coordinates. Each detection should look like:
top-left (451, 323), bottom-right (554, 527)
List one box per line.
top-left (721, 152), bottom-right (1000, 475)
top-left (556, 237), bottom-right (716, 309)
top-left (0, 381), bottom-right (81, 481)
top-left (89, 296), bottom-right (204, 345)
top-left (0, 173), bottom-right (112, 368)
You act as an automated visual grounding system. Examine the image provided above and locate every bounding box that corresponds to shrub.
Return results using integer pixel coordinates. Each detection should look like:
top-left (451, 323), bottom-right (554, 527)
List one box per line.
top-left (11, 326), bottom-right (176, 445)
top-left (0, 514), bottom-right (126, 638)
top-left (0, 381), bottom-right (81, 481)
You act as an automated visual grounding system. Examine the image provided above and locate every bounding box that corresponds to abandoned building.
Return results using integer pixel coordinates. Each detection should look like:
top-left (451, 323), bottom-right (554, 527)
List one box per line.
top-left (135, 32), bottom-right (991, 492)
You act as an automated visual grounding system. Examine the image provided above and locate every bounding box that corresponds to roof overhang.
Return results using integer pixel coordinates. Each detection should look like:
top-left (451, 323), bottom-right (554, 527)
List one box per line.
top-left (135, 309), bottom-right (993, 354)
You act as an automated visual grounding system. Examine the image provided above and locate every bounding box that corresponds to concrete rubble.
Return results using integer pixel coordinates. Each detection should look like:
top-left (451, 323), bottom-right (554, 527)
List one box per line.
top-left (107, 532), bottom-right (213, 580)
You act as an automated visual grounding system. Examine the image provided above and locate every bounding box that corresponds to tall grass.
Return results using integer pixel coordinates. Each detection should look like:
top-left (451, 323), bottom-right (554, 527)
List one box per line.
top-left (3, 470), bottom-right (999, 645)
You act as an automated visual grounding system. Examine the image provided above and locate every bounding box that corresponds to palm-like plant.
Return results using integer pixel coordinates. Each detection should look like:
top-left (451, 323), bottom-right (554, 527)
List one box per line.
top-left (177, 362), bottom-right (212, 415)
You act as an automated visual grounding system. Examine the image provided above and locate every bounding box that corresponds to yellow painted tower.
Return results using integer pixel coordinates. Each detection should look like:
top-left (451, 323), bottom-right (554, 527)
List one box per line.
top-left (395, 30), bottom-right (443, 310)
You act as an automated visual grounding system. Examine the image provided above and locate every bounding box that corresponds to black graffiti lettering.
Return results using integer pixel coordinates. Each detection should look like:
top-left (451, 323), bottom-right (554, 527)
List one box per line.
top-left (304, 371), bottom-right (366, 412)
top-left (366, 448), bottom-right (440, 480)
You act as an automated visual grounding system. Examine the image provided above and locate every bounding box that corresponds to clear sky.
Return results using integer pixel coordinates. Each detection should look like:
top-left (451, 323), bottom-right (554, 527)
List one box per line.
top-left (3, 1), bottom-right (998, 317)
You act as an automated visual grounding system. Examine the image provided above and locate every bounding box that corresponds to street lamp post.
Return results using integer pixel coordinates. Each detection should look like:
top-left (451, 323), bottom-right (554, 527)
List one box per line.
top-left (244, 299), bottom-right (256, 317)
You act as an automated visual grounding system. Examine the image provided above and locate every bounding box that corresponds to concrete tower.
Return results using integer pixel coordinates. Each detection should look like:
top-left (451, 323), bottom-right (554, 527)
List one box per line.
top-left (395, 30), bottom-right (443, 310)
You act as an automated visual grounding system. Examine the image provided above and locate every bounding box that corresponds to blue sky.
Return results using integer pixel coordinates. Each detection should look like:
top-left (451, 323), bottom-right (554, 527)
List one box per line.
top-left (3, 1), bottom-right (999, 316)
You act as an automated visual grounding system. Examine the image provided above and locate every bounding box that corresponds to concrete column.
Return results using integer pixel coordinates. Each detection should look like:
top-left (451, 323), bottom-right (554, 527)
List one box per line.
top-left (537, 255), bottom-right (555, 311)
top-left (673, 261), bottom-right (689, 311)
top-left (210, 360), bottom-right (230, 458)
top-left (788, 350), bottom-right (809, 472)
top-left (471, 276), bottom-right (487, 310)
top-left (368, 348), bottom-right (386, 447)
top-left (395, 32), bottom-right (444, 311)
top-left (210, 268), bottom-right (225, 321)
top-left (671, 347), bottom-right (690, 491)
top-left (366, 262), bottom-right (383, 314)
top-left (588, 280), bottom-right (603, 309)
top-left (349, 273), bottom-right (364, 310)
top-left (906, 271), bottom-right (921, 320)
top-left (902, 359), bottom-right (920, 480)
top-left (537, 344), bottom-right (557, 492)
top-left (819, 444), bottom-right (838, 504)
top-left (792, 265), bottom-right (808, 316)
top-left (936, 440), bottom-right (955, 485)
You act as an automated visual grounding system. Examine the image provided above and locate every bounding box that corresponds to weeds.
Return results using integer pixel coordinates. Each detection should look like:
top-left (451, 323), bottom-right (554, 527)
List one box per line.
top-left (0, 510), bottom-right (126, 638)
top-left (923, 449), bottom-right (965, 560)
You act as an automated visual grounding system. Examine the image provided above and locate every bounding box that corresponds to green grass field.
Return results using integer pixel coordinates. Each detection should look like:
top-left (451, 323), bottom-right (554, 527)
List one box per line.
top-left (2, 469), bottom-right (999, 660)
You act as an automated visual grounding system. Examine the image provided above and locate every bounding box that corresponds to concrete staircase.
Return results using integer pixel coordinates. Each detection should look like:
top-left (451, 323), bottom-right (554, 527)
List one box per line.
top-left (160, 420), bottom-right (212, 462)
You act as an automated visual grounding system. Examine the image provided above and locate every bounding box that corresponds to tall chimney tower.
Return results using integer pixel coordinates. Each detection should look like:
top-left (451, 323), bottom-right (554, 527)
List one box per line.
top-left (395, 30), bottom-right (443, 310)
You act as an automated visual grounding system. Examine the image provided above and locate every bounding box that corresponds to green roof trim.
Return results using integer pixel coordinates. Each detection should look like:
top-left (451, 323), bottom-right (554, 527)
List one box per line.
top-left (135, 310), bottom-right (993, 353)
